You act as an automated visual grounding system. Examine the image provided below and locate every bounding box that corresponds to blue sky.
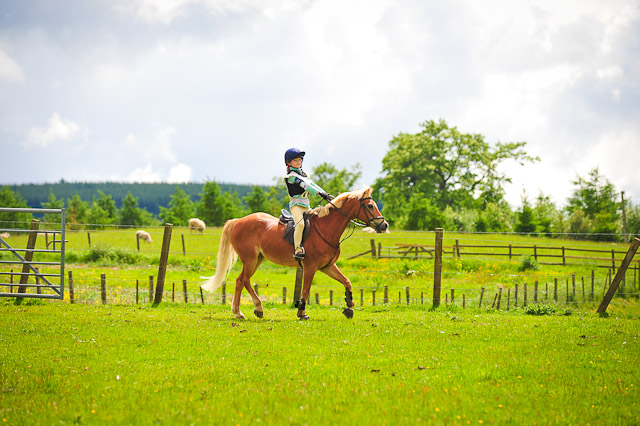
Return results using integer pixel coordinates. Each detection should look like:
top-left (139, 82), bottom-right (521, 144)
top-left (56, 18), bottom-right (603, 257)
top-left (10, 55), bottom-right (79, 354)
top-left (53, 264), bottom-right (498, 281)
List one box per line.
top-left (1, 0), bottom-right (639, 208)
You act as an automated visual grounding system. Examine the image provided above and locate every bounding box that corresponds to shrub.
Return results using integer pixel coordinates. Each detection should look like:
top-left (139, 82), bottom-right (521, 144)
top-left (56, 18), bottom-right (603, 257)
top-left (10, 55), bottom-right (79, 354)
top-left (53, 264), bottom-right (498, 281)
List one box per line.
top-left (517, 255), bottom-right (539, 272)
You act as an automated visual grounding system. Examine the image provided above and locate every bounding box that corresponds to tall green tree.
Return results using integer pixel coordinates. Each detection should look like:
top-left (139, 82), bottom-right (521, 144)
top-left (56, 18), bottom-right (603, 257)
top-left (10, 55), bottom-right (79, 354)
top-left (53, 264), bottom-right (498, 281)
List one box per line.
top-left (0, 186), bottom-right (32, 230)
top-left (244, 185), bottom-right (269, 213)
top-left (119, 192), bottom-right (154, 226)
top-left (159, 187), bottom-right (195, 226)
top-left (567, 167), bottom-right (619, 240)
top-left (514, 193), bottom-right (538, 235)
top-left (196, 181), bottom-right (243, 227)
top-left (311, 162), bottom-right (362, 196)
top-left (41, 189), bottom-right (65, 225)
top-left (67, 193), bottom-right (89, 228)
top-left (376, 119), bottom-right (538, 228)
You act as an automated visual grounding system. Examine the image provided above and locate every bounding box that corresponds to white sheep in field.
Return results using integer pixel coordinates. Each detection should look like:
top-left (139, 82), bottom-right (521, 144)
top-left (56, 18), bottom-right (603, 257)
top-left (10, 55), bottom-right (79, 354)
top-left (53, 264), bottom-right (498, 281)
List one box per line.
top-left (0, 232), bottom-right (9, 239)
top-left (135, 230), bottom-right (153, 243)
top-left (362, 227), bottom-right (376, 234)
top-left (189, 218), bottom-right (206, 234)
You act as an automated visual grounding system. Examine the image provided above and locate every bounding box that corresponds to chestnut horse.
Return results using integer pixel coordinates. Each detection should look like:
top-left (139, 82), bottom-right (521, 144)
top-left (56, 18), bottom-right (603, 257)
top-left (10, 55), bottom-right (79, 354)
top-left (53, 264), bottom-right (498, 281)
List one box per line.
top-left (201, 187), bottom-right (388, 319)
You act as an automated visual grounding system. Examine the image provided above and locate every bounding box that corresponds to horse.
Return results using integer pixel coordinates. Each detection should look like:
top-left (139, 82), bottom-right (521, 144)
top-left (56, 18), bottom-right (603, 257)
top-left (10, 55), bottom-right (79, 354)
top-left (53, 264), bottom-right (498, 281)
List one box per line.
top-left (189, 218), bottom-right (206, 233)
top-left (201, 187), bottom-right (388, 320)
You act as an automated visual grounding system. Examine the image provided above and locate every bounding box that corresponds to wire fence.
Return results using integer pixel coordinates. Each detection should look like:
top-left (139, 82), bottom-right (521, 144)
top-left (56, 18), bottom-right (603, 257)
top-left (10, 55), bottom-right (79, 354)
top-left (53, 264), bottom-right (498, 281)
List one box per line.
top-left (1, 219), bottom-right (638, 312)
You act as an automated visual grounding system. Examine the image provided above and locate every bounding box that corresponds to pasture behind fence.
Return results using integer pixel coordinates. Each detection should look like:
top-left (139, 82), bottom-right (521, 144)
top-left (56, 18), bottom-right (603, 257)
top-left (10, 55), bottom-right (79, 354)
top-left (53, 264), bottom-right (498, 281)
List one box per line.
top-left (1, 219), bottom-right (639, 313)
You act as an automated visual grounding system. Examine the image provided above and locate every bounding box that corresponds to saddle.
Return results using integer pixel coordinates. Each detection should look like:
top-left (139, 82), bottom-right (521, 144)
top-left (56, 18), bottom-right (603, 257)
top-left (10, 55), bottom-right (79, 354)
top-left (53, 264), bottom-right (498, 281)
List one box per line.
top-left (279, 209), bottom-right (311, 246)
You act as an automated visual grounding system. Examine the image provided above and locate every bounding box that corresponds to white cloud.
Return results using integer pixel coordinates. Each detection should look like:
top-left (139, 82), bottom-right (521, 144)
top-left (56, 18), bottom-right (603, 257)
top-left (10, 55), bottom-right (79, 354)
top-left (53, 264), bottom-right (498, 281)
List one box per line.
top-left (168, 163), bottom-right (193, 182)
top-left (127, 163), bottom-right (163, 182)
top-left (0, 48), bottom-right (25, 84)
top-left (24, 113), bottom-right (83, 147)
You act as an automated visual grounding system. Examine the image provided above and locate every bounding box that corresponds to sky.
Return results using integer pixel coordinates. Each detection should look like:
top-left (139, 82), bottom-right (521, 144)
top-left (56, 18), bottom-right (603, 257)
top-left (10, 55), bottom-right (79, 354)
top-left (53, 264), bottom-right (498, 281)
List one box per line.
top-left (1, 0), bottom-right (639, 208)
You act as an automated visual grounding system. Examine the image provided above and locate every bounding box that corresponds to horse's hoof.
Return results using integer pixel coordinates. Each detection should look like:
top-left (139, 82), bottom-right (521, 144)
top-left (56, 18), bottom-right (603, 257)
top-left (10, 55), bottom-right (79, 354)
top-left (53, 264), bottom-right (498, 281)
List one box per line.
top-left (298, 314), bottom-right (310, 320)
top-left (254, 309), bottom-right (263, 318)
top-left (342, 308), bottom-right (354, 319)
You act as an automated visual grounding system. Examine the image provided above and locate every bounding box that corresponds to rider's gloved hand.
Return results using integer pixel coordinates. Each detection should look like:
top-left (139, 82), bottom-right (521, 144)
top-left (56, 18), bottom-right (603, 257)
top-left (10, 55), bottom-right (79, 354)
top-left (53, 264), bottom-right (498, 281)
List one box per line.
top-left (319, 192), bottom-right (334, 202)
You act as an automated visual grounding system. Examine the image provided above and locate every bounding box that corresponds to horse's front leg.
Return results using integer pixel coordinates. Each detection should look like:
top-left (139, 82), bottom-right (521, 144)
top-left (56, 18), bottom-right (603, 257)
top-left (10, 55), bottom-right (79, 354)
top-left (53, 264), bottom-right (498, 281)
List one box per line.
top-left (320, 263), bottom-right (355, 319)
top-left (297, 268), bottom-right (316, 320)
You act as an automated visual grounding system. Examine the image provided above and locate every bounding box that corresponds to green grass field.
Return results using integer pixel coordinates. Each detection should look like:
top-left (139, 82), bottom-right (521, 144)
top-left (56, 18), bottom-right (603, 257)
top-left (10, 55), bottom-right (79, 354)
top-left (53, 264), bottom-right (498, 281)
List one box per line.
top-left (1, 301), bottom-right (639, 425)
top-left (2, 227), bottom-right (640, 424)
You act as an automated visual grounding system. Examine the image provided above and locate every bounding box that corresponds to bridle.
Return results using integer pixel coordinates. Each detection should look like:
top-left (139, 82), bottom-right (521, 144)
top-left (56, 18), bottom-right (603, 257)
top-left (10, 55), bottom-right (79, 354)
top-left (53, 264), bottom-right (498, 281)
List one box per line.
top-left (312, 196), bottom-right (387, 253)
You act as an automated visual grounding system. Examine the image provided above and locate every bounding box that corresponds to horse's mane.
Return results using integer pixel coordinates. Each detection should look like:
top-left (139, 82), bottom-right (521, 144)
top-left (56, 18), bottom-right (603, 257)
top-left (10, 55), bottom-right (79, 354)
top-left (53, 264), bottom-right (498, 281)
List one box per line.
top-left (310, 187), bottom-right (374, 218)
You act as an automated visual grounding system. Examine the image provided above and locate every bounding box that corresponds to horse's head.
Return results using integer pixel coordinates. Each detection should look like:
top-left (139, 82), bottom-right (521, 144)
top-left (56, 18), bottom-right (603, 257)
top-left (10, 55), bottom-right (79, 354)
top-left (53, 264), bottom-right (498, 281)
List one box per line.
top-left (356, 195), bottom-right (389, 233)
top-left (314, 187), bottom-right (389, 233)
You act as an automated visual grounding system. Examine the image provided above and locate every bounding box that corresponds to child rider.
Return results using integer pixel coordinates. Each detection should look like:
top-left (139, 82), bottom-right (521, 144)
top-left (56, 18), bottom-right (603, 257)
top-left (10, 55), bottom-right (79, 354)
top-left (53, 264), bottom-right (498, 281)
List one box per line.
top-left (284, 148), bottom-right (333, 259)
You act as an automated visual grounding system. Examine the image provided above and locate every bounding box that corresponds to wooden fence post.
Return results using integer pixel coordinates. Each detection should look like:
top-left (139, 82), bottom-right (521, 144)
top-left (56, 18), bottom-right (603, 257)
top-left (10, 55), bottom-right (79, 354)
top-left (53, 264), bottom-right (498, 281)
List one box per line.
top-left (330, 290), bottom-right (333, 306)
top-left (507, 288), bottom-right (511, 311)
top-left (451, 288), bottom-right (455, 305)
top-left (200, 288), bottom-right (204, 304)
top-left (372, 289), bottom-right (376, 306)
top-left (315, 293), bottom-right (319, 305)
top-left (478, 287), bottom-right (485, 308)
top-left (433, 228), bottom-right (443, 307)
top-left (514, 283), bottom-right (518, 307)
top-left (153, 223), bottom-right (173, 306)
top-left (222, 282), bottom-right (226, 304)
top-left (360, 288), bottom-right (363, 306)
top-left (554, 278), bottom-right (558, 302)
top-left (572, 274), bottom-right (576, 300)
top-left (68, 270), bottom-right (75, 304)
top-left (384, 286), bottom-right (389, 304)
top-left (149, 275), bottom-right (154, 303)
top-left (524, 283), bottom-right (528, 307)
top-left (534, 281), bottom-right (538, 303)
top-left (282, 287), bottom-right (287, 304)
top-left (183, 280), bottom-right (188, 303)
top-left (136, 280), bottom-right (139, 304)
top-left (181, 234), bottom-right (186, 256)
top-left (100, 273), bottom-right (107, 304)
top-left (497, 287), bottom-right (503, 310)
top-left (136, 234), bottom-right (140, 252)
top-left (406, 287), bottom-right (410, 304)
top-left (87, 231), bottom-right (91, 247)
top-left (15, 219), bottom-right (40, 302)
top-left (370, 239), bottom-right (377, 258)
top-left (597, 238), bottom-right (640, 313)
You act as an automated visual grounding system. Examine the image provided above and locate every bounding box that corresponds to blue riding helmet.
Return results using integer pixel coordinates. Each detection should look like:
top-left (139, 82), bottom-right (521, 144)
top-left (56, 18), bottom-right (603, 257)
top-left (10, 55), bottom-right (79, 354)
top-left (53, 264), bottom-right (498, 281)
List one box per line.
top-left (284, 148), bottom-right (305, 164)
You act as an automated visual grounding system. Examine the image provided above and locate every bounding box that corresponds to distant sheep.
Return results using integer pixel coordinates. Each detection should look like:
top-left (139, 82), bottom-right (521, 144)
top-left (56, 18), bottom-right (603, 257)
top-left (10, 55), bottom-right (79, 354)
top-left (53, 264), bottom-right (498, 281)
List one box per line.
top-left (362, 227), bottom-right (376, 234)
top-left (189, 218), bottom-right (206, 234)
top-left (136, 230), bottom-right (153, 243)
top-left (0, 232), bottom-right (9, 239)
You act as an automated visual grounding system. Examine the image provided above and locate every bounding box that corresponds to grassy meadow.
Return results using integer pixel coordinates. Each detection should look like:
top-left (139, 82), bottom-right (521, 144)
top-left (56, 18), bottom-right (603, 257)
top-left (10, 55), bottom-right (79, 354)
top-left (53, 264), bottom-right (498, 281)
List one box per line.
top-left (1, 226), bottom-right (640, 424)
top-left (1, 301), bottom-right (640, 425)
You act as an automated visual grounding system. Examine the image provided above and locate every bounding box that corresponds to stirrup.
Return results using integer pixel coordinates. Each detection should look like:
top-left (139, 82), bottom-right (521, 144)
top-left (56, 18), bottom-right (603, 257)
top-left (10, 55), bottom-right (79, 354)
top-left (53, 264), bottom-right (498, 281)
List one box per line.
top-left (293, 247), bottom-right (305, 259)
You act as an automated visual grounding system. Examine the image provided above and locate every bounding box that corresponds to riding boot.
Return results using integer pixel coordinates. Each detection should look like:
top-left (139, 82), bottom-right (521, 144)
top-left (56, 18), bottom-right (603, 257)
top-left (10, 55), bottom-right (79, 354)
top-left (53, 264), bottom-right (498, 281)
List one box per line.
top-left (293, 246), bottom-right (305, 259)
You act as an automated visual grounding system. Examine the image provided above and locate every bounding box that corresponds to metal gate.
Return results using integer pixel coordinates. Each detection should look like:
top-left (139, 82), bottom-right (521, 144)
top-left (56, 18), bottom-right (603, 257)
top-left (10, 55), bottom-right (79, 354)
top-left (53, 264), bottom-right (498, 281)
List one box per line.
top-left (0, 207), bottom-right (66, 299)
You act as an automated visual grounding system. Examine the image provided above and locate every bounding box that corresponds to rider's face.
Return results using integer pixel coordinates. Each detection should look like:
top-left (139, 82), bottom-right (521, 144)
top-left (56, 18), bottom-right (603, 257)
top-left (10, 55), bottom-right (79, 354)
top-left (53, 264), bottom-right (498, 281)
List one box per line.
top-left (288, 157), bottom-right (303, 168)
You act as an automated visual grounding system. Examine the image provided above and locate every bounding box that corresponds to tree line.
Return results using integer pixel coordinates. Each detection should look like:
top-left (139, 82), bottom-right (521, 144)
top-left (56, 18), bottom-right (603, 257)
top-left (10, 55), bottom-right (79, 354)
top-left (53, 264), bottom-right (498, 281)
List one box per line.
top-left (1, 118), bottom-right (638, 241)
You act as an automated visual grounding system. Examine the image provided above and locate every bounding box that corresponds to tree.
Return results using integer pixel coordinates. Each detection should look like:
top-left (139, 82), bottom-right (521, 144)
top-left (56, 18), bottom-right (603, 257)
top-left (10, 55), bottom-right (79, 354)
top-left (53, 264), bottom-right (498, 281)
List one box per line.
top-left (532, 192), bottom-right (558, 236)
top-left (41, 189), bottom-right (65, 225)
top-left (196, 181), bottom-right (243, 227)
top-left (119, 192), bottom-right (154, 226)
top-left (514, 193), bottom-right (538, 235)
top-left (67, 193), bottom-right (89, 228)
top-left (0, 186), bottom-right (32, 230)
top-left (400, 192), bottom-right (444, 230)
top-left (377, 119), bottom-right (538, 228)
top-left (244, 185), bottom-right (269, 213)
top-left (567, 168), bottom-right (620, 241)
top-left (86, 190), bottom-right (119, 227)
top-left (311, 162), bottom-right (362, 196)
top-left (159, 187), bottom-right (195, 226)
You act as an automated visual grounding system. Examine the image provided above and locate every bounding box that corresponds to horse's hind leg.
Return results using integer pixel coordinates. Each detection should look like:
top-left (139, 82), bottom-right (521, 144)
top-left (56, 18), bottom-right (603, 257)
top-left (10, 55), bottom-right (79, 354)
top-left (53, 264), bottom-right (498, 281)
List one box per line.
top-left (233, 254), bottom-right (264, 319)
top-left (232, 271), bottom-right (246, 319)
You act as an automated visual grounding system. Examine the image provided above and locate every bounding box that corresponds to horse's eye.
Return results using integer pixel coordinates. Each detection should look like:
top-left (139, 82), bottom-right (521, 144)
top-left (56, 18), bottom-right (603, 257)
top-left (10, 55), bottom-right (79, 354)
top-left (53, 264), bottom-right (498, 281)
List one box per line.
top-left (367, 204), bottom-right (374, 210)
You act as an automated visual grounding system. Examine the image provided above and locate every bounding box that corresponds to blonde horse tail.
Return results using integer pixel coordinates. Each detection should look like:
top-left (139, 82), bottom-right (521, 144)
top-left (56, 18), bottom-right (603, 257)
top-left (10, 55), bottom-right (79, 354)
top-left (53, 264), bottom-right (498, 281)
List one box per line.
top-left (201, 219), bottom-right (238, 293)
